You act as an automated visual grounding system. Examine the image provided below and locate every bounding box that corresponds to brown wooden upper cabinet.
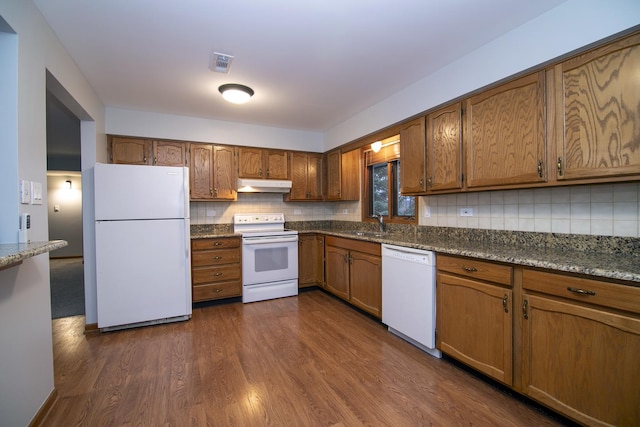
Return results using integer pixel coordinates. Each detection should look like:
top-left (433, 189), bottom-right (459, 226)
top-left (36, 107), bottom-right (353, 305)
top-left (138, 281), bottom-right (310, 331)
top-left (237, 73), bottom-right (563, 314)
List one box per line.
top-left (152, 140), bottom-right (187, 166)
top-left (189, 143), bottom-right (237, 201)
top-left (286, 152), bottom-right (324, 201)
top-left (465, 71), bottom-right (547, 189)
top-left (399, 117), bottom-right (427, 194)
top-left (325, 148), bottom-right (359, 201)
top-left (426, 102), bottom-right (463, 192)
top-left (554, 32), bottom-right (640, 182)
top-left (108, 136), bottom-right (152, 165)
top-left (238, 147), bottom-right (289, 180)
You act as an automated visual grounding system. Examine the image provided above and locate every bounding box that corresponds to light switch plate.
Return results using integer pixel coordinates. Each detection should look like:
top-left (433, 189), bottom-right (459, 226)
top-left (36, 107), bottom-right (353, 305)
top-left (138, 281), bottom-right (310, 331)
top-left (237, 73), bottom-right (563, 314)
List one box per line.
top-left (20, 180), bottom-right (31, 204)
top-left (31, 181), bottom-right (43, 205)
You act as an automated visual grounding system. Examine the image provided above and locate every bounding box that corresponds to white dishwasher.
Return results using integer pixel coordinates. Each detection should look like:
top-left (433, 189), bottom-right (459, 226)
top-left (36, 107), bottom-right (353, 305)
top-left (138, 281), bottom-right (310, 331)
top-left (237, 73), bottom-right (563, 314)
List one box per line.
top-left (382, 244), bottom-right (441, 358)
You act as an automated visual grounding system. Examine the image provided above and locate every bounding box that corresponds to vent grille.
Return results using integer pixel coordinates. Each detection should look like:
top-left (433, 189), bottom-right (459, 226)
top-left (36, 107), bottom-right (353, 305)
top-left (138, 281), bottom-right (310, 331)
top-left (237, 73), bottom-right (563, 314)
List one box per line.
top-left (210, 52), bottom-right (234, 73)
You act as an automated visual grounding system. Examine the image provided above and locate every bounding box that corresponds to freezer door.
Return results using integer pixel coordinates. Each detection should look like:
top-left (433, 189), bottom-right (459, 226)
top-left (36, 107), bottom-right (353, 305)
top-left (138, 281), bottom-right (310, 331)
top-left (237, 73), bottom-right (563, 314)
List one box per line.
top-left (95, 163), bottom-right (189, 220)
top-left (96, 219), bottom-right (192, 329)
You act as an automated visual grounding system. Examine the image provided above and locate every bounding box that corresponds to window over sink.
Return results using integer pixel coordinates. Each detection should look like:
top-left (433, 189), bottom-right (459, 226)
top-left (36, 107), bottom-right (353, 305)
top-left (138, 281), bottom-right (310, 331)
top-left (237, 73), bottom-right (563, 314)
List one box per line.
top-left (362, 135), bottom-right (416, 224)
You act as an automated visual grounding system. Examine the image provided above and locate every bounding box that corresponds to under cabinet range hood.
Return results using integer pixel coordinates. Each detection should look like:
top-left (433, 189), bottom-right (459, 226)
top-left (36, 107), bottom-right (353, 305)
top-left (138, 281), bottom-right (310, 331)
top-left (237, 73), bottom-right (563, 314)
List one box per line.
top-left (237, 178), bottom-right (292, 193)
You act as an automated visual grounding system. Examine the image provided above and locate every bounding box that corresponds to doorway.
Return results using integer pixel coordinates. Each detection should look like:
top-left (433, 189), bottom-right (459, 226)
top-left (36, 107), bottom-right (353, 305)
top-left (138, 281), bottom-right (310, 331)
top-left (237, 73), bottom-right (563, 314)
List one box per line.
top-left (46, 81), bottom-right (85, 318)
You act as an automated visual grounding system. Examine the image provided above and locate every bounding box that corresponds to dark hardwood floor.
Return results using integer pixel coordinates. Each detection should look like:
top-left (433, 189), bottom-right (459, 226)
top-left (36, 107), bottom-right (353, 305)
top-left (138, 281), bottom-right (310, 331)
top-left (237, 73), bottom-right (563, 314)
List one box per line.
top-left (44, 290), bottom-right (566, 426)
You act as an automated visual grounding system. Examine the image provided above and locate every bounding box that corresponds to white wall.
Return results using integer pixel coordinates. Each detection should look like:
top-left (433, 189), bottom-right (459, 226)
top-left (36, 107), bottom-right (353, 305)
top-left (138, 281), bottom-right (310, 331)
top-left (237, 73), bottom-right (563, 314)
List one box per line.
top-left (106, 107), bottom-right (325, 152)
top-left (0, 1), bottom-right (105, 426)
top-left (47, 173), bottom-right (83, 257)
top-left (324, 0), bottom-right (640, 149)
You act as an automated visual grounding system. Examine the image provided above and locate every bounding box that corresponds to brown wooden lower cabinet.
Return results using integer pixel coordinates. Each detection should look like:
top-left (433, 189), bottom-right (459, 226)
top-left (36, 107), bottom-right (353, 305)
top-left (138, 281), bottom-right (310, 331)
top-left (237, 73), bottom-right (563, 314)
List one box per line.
top-left (191, 237), bottom-right (241, 302)
top-left (437, 254), bottom-right (640, 427)
top-left (436, 255), bottom-right (513, 386)
top-left (521, 268), bottom-right (640, 427)
top-left (324, 236), bottom-right (381, 318)
top-left (298, 234), bottom-right (324, 288)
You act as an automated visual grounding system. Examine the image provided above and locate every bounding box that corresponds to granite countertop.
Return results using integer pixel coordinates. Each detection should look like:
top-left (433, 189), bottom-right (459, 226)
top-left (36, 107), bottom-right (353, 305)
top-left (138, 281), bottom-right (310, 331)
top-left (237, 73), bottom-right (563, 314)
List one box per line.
top-left (190, 222), bottom-right (640, 285)
top-left (314, 230), bottom-right (640, 285)
top-left (0, 240), bottom-right (68, 270)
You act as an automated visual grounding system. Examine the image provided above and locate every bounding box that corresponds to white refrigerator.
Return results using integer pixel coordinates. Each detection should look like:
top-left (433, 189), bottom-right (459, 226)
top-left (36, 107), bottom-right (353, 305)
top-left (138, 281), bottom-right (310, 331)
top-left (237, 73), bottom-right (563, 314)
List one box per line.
top-left (94, 163), bottom-right (192, 331)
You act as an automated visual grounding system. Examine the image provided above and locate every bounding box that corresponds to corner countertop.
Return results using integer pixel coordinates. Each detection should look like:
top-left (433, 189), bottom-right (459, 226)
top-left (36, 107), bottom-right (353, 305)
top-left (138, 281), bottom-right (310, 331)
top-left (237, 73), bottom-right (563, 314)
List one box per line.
top-left (0, 240), bottom-right (68, 270)
top-left (190, 224), bottom-right (640, 285)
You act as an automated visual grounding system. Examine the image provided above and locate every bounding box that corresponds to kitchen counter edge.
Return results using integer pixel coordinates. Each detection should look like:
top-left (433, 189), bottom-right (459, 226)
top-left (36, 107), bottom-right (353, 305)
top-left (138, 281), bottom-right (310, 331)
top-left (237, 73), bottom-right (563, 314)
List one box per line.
top-left (0, 240), bottom-right (68, 270)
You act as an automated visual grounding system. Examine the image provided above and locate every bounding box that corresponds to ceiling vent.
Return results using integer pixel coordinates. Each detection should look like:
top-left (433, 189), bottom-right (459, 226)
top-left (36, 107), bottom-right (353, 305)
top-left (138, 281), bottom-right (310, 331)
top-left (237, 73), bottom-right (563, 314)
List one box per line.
top-left (210, 52), bottom-right (234, 73)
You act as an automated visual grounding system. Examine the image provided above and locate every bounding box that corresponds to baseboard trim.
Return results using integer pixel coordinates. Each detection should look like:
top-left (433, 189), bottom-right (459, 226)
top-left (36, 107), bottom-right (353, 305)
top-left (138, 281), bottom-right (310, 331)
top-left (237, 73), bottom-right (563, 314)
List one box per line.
top-left (29, 388), bottom-right (57, 427)
top-left (84, 322), bottom-right (99, 334)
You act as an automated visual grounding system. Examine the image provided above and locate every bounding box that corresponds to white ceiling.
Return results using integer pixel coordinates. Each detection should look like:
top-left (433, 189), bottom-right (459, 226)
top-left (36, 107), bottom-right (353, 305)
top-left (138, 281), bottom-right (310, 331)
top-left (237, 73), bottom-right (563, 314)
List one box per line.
top-left (34, 0), bottom-right (566, 132)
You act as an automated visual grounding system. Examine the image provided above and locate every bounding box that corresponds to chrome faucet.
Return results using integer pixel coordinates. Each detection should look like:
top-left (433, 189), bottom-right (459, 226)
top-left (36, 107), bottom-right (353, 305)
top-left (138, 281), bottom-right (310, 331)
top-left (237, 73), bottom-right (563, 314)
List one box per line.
top-left (373, 213), bottom-right (385, 233)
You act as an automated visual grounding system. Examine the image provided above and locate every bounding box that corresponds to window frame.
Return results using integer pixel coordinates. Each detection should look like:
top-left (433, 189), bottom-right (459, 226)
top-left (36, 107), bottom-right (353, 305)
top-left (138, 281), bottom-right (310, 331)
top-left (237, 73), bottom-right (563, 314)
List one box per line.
top-left (361, 139), bottom-right (417, 226)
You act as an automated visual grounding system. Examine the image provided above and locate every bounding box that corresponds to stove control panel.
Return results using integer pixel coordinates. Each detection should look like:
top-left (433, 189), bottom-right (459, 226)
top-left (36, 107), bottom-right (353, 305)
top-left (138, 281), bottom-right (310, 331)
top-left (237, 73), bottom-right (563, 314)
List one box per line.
top-left (233, 213), bottom-right (285, 225)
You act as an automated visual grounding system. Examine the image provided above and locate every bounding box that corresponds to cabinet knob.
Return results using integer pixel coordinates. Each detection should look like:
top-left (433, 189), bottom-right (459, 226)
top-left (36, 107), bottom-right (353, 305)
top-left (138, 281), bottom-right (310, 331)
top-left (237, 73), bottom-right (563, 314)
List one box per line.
top-left (502, 294), bottom-right (509, 313)
top-left (213, 256), bottom-right (222, 260)
top-left (214, 272), bottom-right (223, 277)
top-left (266, 169), bottom-right (270, 177)
top-left (213, 242), bottom-right (222, 246)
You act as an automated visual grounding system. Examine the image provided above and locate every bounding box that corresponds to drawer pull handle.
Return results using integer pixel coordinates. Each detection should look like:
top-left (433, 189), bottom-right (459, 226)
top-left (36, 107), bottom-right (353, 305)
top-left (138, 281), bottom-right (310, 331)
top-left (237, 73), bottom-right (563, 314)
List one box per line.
top-left (213, 242), bottom-right (222, 246)
top-left (502, 294), bottom-right (509, 313)
top-left (214, 272), bottom-right (223, 277)
top-left (567, 287), bottom-right (596, 296)
top-left (461, 266), bottom-right (477, 272)
top-left (215, 288), bottom-right (222, 293)
top-left (523, 299), bottom-right (529, 319)
top-left (213, 256), bottom-right (222, 260)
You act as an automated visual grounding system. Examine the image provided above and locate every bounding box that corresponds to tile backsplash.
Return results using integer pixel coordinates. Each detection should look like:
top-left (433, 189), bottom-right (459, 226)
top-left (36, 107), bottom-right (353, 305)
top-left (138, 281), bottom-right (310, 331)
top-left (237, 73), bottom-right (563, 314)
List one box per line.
top-left (190, 182), bottom-right (640, 238)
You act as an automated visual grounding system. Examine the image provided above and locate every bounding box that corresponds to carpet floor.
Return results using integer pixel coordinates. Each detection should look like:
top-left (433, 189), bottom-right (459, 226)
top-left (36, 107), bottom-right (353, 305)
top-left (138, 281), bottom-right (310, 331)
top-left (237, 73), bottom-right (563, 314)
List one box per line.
top-left (50, 257), bottom-right (85, 319)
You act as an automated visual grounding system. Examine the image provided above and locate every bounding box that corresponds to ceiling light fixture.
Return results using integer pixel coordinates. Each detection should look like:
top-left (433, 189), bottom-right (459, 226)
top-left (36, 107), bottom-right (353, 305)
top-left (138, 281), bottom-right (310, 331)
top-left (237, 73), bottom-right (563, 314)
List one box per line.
top-left (371, 141), bottom-right (382, 153)
top-left (218, 84), bottom-right (254, 104)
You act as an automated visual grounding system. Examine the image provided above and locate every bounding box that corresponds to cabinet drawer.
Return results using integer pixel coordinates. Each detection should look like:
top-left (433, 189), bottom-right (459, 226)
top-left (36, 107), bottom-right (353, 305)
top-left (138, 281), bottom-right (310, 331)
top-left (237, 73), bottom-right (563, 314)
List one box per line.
top-left (192, 264), bottom-right (241, 285)
top-left (437, 255), bottom-right (512, 286)
top-left (191, 248), bottom-right (240, 267)
top-left (192, 281), bottom-right (241, 302)
top-left (523, 268), bottom-right (640, 314)
top-left (191, 237), bottom-right (240, 251)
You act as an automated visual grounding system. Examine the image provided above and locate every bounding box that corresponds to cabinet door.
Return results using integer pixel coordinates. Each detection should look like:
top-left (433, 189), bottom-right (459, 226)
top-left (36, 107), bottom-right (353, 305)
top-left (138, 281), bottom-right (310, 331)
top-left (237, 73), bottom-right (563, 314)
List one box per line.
top-left (465, 72), bottom-right (546, 188)
top-left (212, 145), bottom-right (237, 200)
top-left (400, 117), bottom-right (427, 194)
top-left (325, 150), bottom-right (341, 200)
top-left (238, 147), bottom-right (264, 178)
top-left (555, 32), bottom-right (640, 181)
top-left (298, 234), bottom-right (324, 288)
top-left (289, 152), bottom-right (309, 200)
top-left (189, 144), bottom-right (214, 200)
top-left (436, 272), bottom-right (512, 385)
top-left (522, 294), bottom-right (640, 426)
top-left (349, 251), bottom-right (381, 318)
top-left (340, 149), bottom-right (360, 201)
top-left (109, 137), bottom-right (151, 165)
top-left (265, 149), bottom-right (289, 179)
top-left (324, 244), bottom-right (350, 300)
top-left (427, 103), bottom-right (463, 192)
top-left (306, 153), bottom-right (324, 200)
top-left (153, 140), bottom-right (186, 166)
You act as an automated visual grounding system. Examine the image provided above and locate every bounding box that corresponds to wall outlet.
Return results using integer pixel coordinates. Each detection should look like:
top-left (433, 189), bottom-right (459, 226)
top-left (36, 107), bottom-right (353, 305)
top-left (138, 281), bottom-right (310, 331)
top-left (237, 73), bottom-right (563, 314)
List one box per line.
top-left (293, 209), bottom-right (302, 215)
top-left (459, 207), bottom-right (474, 217)
top-left (206, 209), bottom-right (216, 217)
top-left (342, 209), bottom-right (348, 214)
top-left (423, 206), bottom-right (431, 218)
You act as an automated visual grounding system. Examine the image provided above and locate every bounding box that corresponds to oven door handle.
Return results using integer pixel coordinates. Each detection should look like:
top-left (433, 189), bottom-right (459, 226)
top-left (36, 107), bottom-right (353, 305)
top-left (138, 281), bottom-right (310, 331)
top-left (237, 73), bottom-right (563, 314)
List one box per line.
top-left (242, 236), bottom-right (298, 245)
